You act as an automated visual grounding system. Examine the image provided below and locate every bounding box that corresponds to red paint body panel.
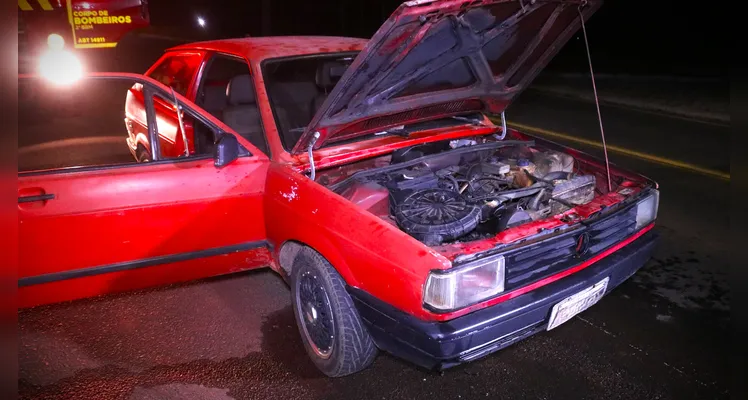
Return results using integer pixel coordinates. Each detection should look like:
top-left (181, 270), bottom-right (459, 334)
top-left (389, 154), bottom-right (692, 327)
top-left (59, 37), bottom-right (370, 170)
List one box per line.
top-left (19, 72), bottom-right (271, 308)
top-left (263, 163), bottom-right (450, 318)
top-left (19, 156), bottom-right (270, 306)
top-left (19, 249), bottom-right (272, 308)
top-left (168, 37), bottom-right (368, 64)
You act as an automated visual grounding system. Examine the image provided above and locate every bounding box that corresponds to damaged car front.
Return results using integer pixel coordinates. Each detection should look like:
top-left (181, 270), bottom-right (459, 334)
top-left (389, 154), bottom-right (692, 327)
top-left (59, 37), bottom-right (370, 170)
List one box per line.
top-left (265, 0), bottom-right (660, 374)
top-left (315, 128), bottom-right (660, 368)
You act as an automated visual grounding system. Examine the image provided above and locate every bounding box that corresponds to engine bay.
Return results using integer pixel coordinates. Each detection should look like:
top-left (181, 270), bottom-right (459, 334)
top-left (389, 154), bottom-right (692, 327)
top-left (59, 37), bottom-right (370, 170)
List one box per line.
top-left (325, 136), bottom-right (607, 246)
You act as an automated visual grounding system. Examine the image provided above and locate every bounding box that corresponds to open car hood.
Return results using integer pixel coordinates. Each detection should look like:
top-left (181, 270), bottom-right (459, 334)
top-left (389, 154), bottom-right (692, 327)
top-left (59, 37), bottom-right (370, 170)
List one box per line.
top-left (292, 0), bottom-right (601, 154)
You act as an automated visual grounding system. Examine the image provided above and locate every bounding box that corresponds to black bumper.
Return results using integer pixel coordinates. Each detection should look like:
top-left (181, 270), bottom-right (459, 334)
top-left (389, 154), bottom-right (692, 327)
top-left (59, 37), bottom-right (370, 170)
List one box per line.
top-left (349, 230), bottom-right (659, 370)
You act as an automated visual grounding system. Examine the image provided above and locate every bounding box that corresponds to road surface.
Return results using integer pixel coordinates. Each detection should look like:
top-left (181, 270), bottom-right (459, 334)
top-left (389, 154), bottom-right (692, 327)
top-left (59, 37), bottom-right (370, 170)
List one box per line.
top-left (18, 42), bottom-right (729, 400)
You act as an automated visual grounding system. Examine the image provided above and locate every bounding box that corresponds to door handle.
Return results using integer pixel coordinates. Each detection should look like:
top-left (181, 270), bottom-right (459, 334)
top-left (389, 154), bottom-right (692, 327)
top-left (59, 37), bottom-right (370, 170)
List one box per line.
top-left (18, 193), bottom-right (55, 203)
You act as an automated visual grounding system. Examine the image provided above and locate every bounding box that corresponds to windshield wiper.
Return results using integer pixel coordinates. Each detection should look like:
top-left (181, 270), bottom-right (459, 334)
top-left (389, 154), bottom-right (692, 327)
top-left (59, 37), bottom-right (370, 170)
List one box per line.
top-left (374, 125), bottom-right (411, 138)
top-left (451, 115), bottom-right (485, 126)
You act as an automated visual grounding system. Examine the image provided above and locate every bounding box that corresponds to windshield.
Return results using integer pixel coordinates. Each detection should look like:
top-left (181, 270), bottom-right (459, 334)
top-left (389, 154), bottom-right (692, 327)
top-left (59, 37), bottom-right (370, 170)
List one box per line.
top-left (262, 52), bottom-right (358, 151)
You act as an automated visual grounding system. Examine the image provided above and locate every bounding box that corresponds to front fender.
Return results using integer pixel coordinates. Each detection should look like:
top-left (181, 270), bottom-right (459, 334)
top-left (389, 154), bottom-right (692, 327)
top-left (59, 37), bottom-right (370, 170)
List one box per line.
top-left (264, 163), bottom-right (450, 320)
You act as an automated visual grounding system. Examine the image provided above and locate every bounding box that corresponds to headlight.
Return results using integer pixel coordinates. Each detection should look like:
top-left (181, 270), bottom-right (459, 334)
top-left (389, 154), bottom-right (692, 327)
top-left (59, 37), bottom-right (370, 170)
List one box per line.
top-left (635, 190), bottom-right (659, 229)
top-left (424, 254), bottom-right (505, 311)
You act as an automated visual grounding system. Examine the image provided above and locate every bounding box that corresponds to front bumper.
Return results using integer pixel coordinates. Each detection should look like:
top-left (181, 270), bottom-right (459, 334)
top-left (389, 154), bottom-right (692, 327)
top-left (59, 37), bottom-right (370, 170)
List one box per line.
top-left (349, 229), bottom-right (659, 370)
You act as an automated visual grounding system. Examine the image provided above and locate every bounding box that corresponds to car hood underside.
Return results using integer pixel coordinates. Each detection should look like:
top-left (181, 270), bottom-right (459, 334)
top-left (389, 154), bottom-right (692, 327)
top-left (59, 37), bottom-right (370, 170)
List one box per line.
top-left (292, 0), bottom-right (601, 154)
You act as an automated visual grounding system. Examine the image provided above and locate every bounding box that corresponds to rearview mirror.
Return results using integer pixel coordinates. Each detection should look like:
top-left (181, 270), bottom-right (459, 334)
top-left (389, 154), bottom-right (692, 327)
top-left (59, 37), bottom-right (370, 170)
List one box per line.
top-left (214, 134), bottom-right (239, 168)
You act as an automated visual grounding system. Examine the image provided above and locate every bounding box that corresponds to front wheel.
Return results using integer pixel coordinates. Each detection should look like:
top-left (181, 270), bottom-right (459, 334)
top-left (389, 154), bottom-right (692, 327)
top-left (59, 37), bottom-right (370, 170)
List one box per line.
top-left (290, 247), bottom-right (377, 377)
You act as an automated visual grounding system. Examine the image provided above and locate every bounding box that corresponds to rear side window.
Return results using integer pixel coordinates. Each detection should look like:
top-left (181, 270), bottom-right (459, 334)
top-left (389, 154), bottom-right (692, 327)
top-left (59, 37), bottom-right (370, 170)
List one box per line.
top-left (147, 53), bottom-right (203, 96)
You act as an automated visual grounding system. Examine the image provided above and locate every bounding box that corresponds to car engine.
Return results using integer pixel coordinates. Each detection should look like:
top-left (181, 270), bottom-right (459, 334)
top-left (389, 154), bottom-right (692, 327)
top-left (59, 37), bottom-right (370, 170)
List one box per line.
top-left (332, 139), bottom-right (598, 245)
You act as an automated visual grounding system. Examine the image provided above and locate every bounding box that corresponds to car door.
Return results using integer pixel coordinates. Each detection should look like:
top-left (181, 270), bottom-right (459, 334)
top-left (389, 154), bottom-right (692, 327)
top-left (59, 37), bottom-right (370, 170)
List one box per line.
top-left (18, 73), bottom-right (271, 308)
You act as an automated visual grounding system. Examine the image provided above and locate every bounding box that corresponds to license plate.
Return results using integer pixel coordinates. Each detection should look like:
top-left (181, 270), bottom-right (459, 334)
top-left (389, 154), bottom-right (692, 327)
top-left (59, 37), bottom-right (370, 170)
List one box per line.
top-left (547, 277), bottom-right (609, 330)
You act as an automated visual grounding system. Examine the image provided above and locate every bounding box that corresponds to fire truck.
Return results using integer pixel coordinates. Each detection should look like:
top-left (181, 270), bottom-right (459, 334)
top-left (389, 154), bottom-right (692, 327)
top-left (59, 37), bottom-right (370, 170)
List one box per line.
top-left (18, 0), bottom-right (150, 75)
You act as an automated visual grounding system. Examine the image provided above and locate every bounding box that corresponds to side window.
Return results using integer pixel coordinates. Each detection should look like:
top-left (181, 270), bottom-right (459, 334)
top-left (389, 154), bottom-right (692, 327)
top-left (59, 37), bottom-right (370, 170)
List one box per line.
top-left (19, 77), bottom-right (152, 172)
top-left (152, 92), bottom-right (222, 160)
top-left (147, 53), bottom-right (202, 96)
top-left (195, 54), bottom-right (269, 156)
top-left (18, 74), bottom-right (245, 174)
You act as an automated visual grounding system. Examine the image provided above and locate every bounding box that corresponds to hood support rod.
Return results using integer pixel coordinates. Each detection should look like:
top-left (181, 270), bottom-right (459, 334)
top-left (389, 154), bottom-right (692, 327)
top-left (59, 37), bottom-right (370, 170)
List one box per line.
top-left (578, 3), bottom-right (612, 192)
top-left (495, 111), bottom-right (507, 140)
top-left (308, 131), bottom-right (321, 181)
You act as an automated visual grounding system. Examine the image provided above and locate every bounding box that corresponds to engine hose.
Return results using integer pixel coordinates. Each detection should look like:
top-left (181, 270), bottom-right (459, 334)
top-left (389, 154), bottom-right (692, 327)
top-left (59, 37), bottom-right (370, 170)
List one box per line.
top-left (444, 175), bottom-right (460, 191)
top-left (523, 169), bottom-right (572, 185)
top-left (461, 175), bottom-right (510, 196)
top-left (528, 188), bottom-right (546, 210)
top-left (466, 163), bottom-right (480, 179)
top-left (476, 176), bottom-right (513, 184)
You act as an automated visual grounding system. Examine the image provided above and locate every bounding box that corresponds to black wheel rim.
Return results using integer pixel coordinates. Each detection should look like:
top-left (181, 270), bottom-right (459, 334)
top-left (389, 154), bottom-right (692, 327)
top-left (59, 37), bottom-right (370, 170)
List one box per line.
top-left (296, 271), bottom-right (335, 358)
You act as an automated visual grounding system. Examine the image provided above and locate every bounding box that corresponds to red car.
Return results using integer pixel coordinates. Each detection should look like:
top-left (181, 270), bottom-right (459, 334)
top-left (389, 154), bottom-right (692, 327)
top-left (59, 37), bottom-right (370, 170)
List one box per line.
top-left (19, 0), bottom-right (660, 377)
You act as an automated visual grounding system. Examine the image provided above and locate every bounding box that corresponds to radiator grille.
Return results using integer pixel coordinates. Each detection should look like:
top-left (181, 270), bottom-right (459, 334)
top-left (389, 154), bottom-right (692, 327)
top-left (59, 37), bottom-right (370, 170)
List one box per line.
top-left (502, 203), bottom-right (639, 291)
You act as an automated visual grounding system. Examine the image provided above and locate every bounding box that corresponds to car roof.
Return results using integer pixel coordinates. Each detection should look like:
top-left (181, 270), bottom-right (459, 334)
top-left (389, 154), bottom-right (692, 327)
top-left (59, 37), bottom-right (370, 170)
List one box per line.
top-left (166, 36), bottom-right (368, 61)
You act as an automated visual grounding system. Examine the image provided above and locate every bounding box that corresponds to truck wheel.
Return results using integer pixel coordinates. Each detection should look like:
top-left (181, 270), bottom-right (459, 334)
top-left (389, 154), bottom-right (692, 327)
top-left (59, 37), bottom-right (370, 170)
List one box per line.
top-left (290, 247), bottom-right (377, 377)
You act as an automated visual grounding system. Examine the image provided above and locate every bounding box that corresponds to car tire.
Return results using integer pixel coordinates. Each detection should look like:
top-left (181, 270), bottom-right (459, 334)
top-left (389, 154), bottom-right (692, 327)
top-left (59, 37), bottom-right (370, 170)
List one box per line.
top-left (290, 247), bottom-right (378, 377)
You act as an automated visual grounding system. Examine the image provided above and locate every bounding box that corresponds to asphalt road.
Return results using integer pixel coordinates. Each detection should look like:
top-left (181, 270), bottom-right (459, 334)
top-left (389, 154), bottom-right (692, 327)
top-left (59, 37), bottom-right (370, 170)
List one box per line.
top-left (18, 44), bottom-right (730, 400)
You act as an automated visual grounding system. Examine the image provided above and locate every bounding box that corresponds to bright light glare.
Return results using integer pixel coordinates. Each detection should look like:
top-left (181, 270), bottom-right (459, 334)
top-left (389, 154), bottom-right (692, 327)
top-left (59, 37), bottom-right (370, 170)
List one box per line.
top-left (39, 49), bottom-right (83, 85)
top-left (197, 16), bottom-right (206, 28)
top-left (47, 33), bottom-right (65, 50)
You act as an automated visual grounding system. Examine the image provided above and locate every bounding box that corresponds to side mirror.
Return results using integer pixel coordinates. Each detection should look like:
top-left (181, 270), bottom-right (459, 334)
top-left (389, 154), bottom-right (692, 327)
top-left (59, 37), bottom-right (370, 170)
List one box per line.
top-left (214, 134), bottom-right (239, 168)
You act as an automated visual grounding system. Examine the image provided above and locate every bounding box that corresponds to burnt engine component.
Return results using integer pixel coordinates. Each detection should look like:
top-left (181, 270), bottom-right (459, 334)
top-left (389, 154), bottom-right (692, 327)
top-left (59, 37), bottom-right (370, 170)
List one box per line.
top-left (550, 174), bottom-right (596, 213)
top-left (508, 158), bottom-right (536, 187)
top-left (496, 206), bottom-right (533, 231)
top-left (462, 176), bottom-right (513, 200)
top-left (386, 167), bottom-right (438, 192)
top-left (532, 150), bottom-right (575, 177)
top-left (478, 158), bottom-right (510, 175)
top-left (336, 141), bottom-right (600, 245)
top-left (393, 189), bottom-right (481, 245)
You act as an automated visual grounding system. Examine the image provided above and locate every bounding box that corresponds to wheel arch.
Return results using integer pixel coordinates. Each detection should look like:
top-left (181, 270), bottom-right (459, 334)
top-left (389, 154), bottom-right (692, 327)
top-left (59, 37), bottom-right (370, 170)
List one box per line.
top-left (277, 238), bottom-right (358, 287)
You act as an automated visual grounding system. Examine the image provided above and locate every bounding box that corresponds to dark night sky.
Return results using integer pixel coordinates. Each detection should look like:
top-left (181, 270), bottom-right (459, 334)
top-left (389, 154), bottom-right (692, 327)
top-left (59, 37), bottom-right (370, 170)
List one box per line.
top-left (147, 0), bottom-right (725, 77)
